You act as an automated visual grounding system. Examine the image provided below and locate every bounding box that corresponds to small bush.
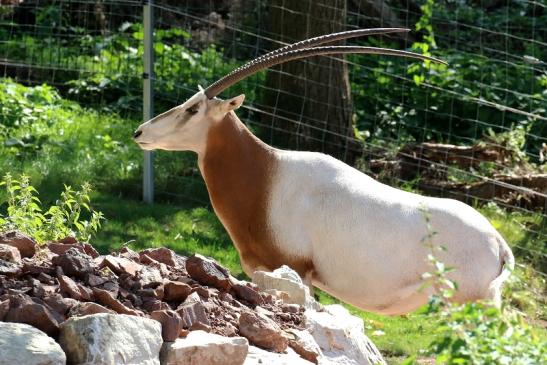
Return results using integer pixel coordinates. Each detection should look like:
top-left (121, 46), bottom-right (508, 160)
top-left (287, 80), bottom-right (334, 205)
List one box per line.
top-left (0, 173), bottom-right (103, 243)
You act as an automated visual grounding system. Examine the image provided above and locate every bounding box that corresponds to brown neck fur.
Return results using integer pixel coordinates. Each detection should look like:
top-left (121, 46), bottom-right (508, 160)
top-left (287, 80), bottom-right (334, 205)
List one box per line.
top-left (200, 112), bottom-right (312, 276)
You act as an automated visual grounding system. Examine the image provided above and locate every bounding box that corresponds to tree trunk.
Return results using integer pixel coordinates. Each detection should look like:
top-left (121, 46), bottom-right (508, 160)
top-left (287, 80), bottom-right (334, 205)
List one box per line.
top-left (262, 0), bottom-right (359, 163)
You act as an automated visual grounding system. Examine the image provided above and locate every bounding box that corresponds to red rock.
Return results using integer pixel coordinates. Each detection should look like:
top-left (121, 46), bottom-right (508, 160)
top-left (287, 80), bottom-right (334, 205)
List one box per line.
top-left (287, 329), bottom-right (321, 364)
top-left (51, 248), bottom-right (94, 278)
top-left (57, 236), bottom-right (78, 245)
top-left (185, 254), bottom-right (233, 291)
top-left (150, 309), bottom-right (183, 341)
top-left (47, 243), bottom-right (85, 255)
top-left (101, 281), bottom-right (119, 297)
top-left (0, 230), bottom-right (36, 258)
top-left (86, 273), bottom-right (108, 287)
top-left (164, 281), bottom-right (192, 302)
top-left (5, 294), bottom-right (60, 336)
top-left (0, 299), bottom-right (9, 320)
top-left (43, 294), bottom-right (78, 316)
top-left (22, 260), bottom-right (54, 276)
top-left (58, 275), bottom-right (90, 301)
top-left (282, 303), bottom-right (301, 314)
top-left (193, 286), bottom-right (211, 299)
top-left (138, 266), bottom-right (163, 288)
top-left (140, 254), bottom-right (170, 276)
top-left (238, 310), bottom-right (288, 353)
top-left (29, 278), bottom-right (45, 298)
top-left (141, 298), bottom-right (170, 312)
top-left (69, 302), bottom-right (115, 316)
top-left (37, 272), bottom-right (54, 284)
top-left (177, 301), bottom-right (211, 329)
top-left (140, 247), bottom-right (177, 267)
top-left (189, 321), bottom-right (212, 332)
top-left (119, 246), bottom-right (140, 261)
top-left (82, 243), bottom-right (99, 258)
top-left (100, 255), bottom-right (141, 276)
top-left (0, 244), bottom-right (22, 263)
top-left (221, 322), bottom-right (238, 337)
top-left (232, 282), bottom-right (264, 306)
top-left (92, 287), bottom-right (142, 316)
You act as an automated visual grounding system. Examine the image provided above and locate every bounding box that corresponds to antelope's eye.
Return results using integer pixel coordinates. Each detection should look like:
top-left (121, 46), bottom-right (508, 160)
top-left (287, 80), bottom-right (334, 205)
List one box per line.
top-left (186, 105), bottom-right (199, 115)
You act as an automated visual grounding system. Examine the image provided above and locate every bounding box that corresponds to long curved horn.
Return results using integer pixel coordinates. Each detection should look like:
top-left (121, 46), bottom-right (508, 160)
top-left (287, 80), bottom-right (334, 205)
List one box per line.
top-left (230, 28), bottom-right (410, 74)
top-left (204, 46), bottom-right (447, 99)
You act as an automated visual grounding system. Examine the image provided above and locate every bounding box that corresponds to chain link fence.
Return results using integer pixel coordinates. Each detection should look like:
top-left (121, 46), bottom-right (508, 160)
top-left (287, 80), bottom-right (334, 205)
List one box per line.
top-left (1, 0), bottom-right (545, 275)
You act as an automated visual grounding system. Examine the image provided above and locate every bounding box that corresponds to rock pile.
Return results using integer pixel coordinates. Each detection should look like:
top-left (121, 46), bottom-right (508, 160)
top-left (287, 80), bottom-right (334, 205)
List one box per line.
top-left (0, 230), bottom-right (385, 365)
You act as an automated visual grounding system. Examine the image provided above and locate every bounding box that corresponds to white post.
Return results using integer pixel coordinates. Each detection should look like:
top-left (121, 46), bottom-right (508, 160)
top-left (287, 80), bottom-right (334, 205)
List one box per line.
top-left (143, 0), bottom-right (154, 203)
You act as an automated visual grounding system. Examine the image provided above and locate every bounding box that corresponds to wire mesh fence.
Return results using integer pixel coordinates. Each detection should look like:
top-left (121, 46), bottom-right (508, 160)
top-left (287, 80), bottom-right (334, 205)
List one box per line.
top-left (0, 1), bottom-right (545, 274)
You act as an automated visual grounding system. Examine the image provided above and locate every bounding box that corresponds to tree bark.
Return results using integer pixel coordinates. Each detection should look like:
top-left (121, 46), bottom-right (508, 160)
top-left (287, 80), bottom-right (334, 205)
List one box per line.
top-left (262, 0), bottom-right (359, 163)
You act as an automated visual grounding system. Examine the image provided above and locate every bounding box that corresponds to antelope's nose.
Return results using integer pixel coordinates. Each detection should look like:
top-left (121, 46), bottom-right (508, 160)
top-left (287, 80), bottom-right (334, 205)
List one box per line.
top-left (133, 130), bottom-right (143, 139)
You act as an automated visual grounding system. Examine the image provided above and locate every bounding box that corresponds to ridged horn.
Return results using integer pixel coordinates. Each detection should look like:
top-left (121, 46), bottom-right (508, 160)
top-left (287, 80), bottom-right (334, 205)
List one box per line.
top-left (204, 46), bottom-right (447, 99)
top-left (229, 28), bottom-right (410, 74)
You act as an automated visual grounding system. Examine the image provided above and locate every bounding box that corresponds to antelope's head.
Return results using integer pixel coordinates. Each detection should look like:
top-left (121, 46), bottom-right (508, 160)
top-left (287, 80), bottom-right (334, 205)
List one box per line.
top-left (133, 28), bottom-right (445, 154)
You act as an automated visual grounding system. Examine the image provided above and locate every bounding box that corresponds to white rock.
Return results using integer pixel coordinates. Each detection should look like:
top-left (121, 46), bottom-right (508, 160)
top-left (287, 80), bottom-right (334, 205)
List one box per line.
top-left (160, 330), bottom-right (248, 365)
top-left (0, 322), bottom-right (66, 365)
top-left (59, 313), bottom-right (162, 365)
top-left (252, 266), bottom-right (319, 310)
top-left (243, 345), bottom-right (314, 365)
top-left (304, 305), bottom-right (385, 365)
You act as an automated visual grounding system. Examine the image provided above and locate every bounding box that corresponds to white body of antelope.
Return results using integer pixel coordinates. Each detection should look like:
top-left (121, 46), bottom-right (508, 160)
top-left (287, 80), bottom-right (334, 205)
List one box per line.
top-left (134, 29), bottom-right (514, 315)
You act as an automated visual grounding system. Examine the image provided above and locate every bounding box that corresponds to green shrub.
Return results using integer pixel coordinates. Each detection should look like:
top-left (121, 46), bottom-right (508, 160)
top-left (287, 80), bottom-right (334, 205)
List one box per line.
top-left (0, 173), bottom-right (103, 243)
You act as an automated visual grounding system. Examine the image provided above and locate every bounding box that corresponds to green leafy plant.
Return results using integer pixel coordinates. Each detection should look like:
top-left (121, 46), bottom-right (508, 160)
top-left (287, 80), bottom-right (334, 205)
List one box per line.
top-left (0, 173), bottom-right (104, 243)
top-left (403, 207), bottom-right (547, 364)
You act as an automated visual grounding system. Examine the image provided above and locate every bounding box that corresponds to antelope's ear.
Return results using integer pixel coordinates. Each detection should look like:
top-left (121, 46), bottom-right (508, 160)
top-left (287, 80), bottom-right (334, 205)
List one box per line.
top-left (221, 94), bottom-right (245, 112)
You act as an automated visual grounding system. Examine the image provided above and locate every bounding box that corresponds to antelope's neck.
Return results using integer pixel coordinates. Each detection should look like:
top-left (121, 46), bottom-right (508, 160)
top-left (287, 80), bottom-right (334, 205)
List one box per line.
top-left (199, 112), bottom-right (277, 261)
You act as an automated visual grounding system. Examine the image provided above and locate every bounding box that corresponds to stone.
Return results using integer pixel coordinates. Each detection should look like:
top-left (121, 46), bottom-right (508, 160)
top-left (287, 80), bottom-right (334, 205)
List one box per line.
top-left (0, 322), bottom-right (66, 365)
top-left (43, 294), bottom-right (78, 317)
top-left (92, 287), bottom-right (142, 316)
top-left (139, 266), bottom-right (164, 288)
top-left (47, 243), bottom-right (85, 255)
top-left (59, 313), bottom-right (162, 365)
top-left (58, 275), bottom-right (91, 301)
top-left (243, 345), bottom-right (314, 365)
top-left (164, 281), bottom-right (192, 302)
top-left (286, 329), bottom-right (322, 364)
top-left (160, 330), bottom-right (248, 365)
top-left (69, 302), bottom-right (115, 316)
top-left (56, 236), bottom-right (78, 245)
top-left (100, 255), bottom-right (141, 276)
top-left (238, 310), bottom-right (288, 353)
top-left (0, 230), bottom-right (36, 258)
top-left (119, 246), bottom-right (140, 261)
top-left (5, 294), bottom-right (60, 336)
top-left (304, 305), bottom-right (386, 365)
top-left (253, 266), bottom-right (318, 310)
top-left (177, 301), bottom-right (211, 329)
top-left (186, 254), bottom-right (233, 291)
top-left (51, 248), bottom-right (94, 278)
top-left (87, 273), bottom-right (108, 286)
top-left (0, 259), bottom-right (21, 276)
top-left (0, 243), bottom-right (21, 263)
top-left (82, 243), bottom-right (99, 258)
top-left (232, 282), bottom-right (264, 306)
top-left (140, 247), bottom-right (177, 267)
top-left (282, 303), bottom-right (302, 314)
top-left (0, 299), bottom-right (9, 320)
top-left (150, 309), bottom-right (183, 342)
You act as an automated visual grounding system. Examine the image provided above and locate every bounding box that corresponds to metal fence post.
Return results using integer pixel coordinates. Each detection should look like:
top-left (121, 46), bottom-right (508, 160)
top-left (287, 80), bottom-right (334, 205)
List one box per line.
top-left (143, 0), bottom-right (154, 203)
